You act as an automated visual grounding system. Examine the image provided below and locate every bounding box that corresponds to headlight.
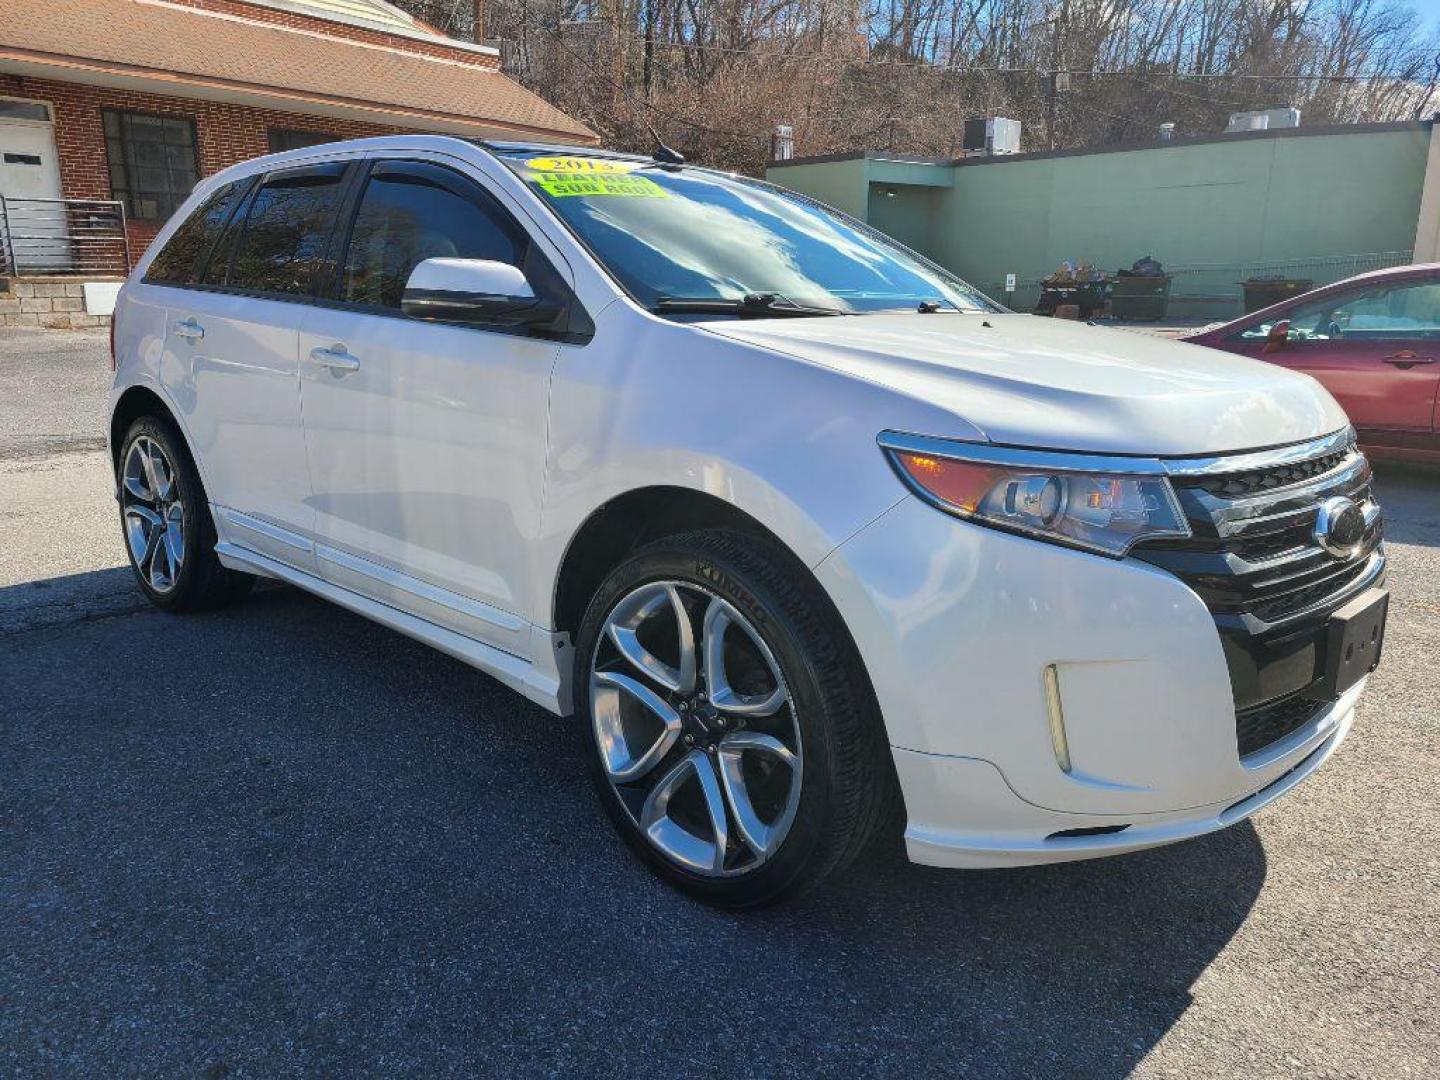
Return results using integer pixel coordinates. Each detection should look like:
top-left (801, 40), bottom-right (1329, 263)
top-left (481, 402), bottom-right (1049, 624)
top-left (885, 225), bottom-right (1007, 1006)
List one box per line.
top-left (879, 432), bottom-right (1191, 557)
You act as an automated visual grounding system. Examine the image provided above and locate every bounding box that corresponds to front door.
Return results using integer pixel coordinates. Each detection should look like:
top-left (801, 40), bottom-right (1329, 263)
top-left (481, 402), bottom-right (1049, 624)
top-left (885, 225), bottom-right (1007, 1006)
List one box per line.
top-left (297, 157), bottom-right (561, 657)
top-left (0, 98), bottom-right (65, 272)
top-left (1225, 276), bottom-right (1440, 438)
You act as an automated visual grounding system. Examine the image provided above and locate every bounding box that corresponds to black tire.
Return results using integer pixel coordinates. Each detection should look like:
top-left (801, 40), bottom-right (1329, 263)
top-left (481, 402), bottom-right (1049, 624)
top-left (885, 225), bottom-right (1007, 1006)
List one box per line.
top-left (574, 529), bottom-right (897, 907)
top-left (117, 414), bottom-right (254, 613)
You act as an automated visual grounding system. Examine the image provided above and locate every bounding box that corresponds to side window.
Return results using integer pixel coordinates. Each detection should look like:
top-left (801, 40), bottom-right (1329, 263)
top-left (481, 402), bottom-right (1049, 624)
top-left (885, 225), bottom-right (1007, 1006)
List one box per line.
top-left (226, 164), bottom-right (348, 297)
top-left (340, 162), bottom-right (522, 310)
top-left (1238, 281), bottom-right (1440, 343)
top-left (144, 180), bottom-right (244, 285)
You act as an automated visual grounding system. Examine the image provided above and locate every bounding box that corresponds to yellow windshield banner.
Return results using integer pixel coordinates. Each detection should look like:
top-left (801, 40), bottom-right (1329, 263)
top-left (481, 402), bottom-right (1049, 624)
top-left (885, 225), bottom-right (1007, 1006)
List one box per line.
top-left (533, 173), bottom-right (668, 199)
top-left (526, 156), bottom-right (637, 174)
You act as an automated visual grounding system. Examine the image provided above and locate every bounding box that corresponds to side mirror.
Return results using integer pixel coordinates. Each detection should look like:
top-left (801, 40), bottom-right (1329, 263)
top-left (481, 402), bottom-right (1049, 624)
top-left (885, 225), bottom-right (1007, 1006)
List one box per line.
top-left (401, 258), bottom-right (560, 327)
top-left (1262, 319), bottom-right (1290, 354)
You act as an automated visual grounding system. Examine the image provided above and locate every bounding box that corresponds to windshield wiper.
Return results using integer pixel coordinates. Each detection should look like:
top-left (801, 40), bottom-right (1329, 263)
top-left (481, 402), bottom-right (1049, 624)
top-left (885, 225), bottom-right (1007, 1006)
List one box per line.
top-left (653, 292), bottom-right (849, 318)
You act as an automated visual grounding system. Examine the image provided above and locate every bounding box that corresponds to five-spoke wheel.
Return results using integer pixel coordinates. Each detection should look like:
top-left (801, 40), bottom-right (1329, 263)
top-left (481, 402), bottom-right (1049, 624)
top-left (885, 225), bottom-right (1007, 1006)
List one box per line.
top-left (116, 415), bottom-right (253, 612)
top-left (590, 580), bottom-right (803, 878)
top-left (121, 435), bottom-right (186, 594)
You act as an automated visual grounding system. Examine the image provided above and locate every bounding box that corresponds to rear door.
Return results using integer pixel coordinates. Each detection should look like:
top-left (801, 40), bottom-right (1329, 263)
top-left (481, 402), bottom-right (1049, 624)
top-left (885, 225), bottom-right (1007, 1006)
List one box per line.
top-left (1222, 277), bottom-right (1440, 438)
top-left (162, 161), bottom-right (356, 569)
top-left (296, 155), bottom-right (566, 656)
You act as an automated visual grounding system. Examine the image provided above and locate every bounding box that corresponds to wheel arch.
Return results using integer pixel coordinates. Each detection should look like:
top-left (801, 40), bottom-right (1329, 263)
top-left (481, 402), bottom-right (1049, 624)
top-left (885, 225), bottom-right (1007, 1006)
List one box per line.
top-left (110, 384), bottom-right (179, 473)
top-left (550, 487), bottom-right (887, 736)
top-left (552, 486), bottom-right (794, 639)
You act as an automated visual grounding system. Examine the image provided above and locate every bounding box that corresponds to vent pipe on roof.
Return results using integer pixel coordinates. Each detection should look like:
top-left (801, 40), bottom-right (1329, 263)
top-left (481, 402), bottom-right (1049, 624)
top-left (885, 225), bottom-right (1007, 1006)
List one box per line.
top-left (772, 124), bottom-right (794, 161)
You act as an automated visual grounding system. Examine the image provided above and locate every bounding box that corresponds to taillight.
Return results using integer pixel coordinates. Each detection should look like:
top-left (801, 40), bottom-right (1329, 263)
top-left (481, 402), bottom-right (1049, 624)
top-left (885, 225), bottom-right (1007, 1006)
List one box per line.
top-left (108, 317), bottom-right (117, 372)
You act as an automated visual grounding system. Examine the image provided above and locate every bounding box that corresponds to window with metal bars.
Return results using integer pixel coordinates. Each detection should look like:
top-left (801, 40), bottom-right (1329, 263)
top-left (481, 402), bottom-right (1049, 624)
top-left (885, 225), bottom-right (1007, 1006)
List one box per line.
top-left (103, 110), bottom-right (200, 222)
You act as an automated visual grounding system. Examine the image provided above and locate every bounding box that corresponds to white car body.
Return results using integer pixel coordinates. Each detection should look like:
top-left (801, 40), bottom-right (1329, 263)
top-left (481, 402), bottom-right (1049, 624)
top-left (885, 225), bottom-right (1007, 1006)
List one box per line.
top-left (110, 135), bottom-right (1380, 871)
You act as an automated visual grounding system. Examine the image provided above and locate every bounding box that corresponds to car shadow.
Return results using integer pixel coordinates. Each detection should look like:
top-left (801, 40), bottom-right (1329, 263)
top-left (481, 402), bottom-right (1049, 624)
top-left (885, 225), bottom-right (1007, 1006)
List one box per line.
top-left (0, 581), bottom-right (1265, 1078)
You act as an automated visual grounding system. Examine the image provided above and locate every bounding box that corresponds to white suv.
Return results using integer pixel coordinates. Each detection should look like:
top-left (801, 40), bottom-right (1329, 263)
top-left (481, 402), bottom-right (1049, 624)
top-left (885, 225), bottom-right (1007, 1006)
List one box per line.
top-left (109, 137), bottom-right (1388, 906)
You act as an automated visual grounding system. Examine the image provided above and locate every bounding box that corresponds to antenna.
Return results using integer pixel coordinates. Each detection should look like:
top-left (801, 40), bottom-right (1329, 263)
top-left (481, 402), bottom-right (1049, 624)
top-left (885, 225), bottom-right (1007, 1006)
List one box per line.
top-left (641, 116), bottom-right (685, 165)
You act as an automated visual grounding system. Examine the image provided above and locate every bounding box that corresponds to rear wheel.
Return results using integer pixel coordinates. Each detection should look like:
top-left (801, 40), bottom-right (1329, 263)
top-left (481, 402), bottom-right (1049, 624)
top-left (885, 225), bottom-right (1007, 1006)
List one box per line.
top-left (117, 415), bottom-right (253, 612)
top-left (574, 530), bottom-right (895, 907)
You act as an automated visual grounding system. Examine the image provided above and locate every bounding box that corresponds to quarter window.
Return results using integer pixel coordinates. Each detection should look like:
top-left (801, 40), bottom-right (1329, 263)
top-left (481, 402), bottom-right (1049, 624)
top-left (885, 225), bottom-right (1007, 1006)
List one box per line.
top-left (340, 162), bottom-right (521, 310)
top-left (226, 165), bottom-right (348, 296)
top-left (103, 110), bottom-right (199, 221)
top-left (144, 180), bottom-right (245, 285)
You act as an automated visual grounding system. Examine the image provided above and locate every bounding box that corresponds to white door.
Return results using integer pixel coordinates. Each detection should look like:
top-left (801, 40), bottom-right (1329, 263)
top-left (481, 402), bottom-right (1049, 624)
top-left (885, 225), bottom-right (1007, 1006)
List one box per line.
top-left (167, 162), bottom-right (355, 571)
top-left (297, 157), bottom-right (561, 657)
top-left (0, 100), bottom-right (65, 272)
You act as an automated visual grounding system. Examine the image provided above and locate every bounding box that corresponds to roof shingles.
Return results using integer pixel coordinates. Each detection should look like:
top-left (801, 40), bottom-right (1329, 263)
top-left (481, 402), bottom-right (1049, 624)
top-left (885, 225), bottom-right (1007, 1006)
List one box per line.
top-left (0, 0), bottom-right (595, 140)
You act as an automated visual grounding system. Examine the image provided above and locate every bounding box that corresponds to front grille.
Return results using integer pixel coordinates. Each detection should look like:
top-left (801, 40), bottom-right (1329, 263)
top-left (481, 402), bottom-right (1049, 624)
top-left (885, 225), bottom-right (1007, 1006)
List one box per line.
top-left (1132, 434), bottom-right (1385, 758)
top-left (1186, 447), bottom-right (1350, 498)
top-left (1236, 696), bottom-right (1323, 757)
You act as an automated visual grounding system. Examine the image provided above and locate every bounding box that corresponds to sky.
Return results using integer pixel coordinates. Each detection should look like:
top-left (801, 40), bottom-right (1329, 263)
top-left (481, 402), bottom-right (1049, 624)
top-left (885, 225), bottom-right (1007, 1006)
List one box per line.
top-left (1415, 0), bottom-right (1440, 32)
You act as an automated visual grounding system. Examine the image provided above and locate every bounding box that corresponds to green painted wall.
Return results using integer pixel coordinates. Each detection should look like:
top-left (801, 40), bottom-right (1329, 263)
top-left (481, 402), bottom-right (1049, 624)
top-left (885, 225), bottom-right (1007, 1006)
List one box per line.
top-left (765, 157), bottom-right (870, 219)
top-left (770, 127), bottom-right (1430, 316)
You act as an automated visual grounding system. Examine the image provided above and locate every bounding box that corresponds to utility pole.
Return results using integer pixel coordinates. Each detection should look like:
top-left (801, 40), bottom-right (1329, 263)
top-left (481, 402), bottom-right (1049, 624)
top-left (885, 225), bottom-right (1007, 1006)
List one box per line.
top-left (642, 0), bottom-right (655, 100)
top-left (1046, 0), bottom-right (1066, 151)
top-left (1046, 51), bottom-right (1059, 149)
top-left (473, 0), bottom-right (485, 43)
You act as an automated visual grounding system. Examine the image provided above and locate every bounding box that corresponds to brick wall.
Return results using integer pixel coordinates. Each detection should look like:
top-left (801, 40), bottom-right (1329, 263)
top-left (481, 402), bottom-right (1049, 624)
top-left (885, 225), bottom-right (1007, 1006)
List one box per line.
top-left (0, 73), bottom-right (404, 270)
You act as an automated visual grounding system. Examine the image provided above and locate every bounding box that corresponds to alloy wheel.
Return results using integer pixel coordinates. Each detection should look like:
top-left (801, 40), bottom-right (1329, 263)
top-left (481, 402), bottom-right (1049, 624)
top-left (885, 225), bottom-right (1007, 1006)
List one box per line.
top-left (121, 436), bottom-right (186, 594)
top-left (590, 580), bottom-right (803, 877)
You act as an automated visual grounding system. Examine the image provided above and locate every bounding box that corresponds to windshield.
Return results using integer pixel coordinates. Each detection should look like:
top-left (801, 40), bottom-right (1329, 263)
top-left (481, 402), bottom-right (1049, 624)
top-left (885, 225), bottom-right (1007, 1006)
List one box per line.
top-left (494, 150), bottom-right (996, 316)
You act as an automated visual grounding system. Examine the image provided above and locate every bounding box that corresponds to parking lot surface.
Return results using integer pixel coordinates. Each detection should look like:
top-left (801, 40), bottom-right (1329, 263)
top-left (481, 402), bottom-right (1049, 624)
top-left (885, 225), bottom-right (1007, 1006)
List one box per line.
top-left (2, 328), bottom-right (1437, 1078)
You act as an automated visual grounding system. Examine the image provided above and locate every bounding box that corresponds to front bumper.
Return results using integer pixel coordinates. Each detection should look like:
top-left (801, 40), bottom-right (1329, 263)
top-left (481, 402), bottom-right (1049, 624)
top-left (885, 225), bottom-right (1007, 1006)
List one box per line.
top-left (895, 680), bottom-right (1359, 867)
top-left (815, 495), bottom-right (1368, 867)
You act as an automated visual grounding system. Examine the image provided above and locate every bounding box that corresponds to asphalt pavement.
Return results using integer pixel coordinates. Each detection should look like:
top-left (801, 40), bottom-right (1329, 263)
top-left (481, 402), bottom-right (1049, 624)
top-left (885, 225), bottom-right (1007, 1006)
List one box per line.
top-left (1, 328), bottom-right (1437, 1078)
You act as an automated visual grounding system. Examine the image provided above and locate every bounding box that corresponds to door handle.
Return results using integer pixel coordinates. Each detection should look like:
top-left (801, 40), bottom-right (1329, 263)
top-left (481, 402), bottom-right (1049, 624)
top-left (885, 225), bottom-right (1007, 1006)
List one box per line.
top-left (310, 345), bottom-right (360, 374)
top-left (1382, 351), bottom-right (1436, 368)
top-left (173, 317), bottom-right (204, 342)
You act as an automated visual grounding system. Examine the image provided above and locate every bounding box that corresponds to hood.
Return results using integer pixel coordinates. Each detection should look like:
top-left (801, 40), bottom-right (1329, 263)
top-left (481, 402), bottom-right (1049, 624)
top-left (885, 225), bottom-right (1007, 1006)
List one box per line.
top-left (700, 312), bottom-right (1349, 456)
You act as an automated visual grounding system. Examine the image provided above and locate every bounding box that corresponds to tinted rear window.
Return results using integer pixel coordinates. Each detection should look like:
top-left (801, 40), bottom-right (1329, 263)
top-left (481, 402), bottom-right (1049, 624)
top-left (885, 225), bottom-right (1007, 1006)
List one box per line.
top-left (227, 165), bottom-right (347, 296)
top-left (144, 180), bottom-right (244, 285)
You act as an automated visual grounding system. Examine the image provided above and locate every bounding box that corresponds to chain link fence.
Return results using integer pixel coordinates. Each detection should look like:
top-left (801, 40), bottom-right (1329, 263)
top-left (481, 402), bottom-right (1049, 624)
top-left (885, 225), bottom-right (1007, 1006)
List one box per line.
top-left (980, 250), bottom-right (1416, 322)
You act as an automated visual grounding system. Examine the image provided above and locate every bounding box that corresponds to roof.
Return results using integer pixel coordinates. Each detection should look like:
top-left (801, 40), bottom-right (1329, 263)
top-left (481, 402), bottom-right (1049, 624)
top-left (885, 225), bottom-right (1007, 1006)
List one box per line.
top-left (0, 0), bottom-right (596, 143)
top-left (243, 0), bottom-right (440, 36)
top-left (771, 119), bottom-right (1431, 170)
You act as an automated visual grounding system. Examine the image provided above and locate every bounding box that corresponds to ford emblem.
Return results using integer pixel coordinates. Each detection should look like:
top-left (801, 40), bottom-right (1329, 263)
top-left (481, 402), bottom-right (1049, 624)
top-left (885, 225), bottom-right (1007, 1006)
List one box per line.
top-left (1314, 496), bottom-right (1367, 558)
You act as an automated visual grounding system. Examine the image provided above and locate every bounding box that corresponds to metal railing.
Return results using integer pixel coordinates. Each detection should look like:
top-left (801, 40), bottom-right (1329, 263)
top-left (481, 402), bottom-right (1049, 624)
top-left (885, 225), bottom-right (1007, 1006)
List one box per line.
top-left (982, 250), bottom-right (1416, 321)
top-left (0, 197), bottom-right (130, 277)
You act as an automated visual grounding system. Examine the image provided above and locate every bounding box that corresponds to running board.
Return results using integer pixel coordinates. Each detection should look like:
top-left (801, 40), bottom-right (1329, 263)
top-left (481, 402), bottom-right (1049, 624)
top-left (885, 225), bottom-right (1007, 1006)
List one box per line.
top-left (215, 542), bottom-right (563, 714)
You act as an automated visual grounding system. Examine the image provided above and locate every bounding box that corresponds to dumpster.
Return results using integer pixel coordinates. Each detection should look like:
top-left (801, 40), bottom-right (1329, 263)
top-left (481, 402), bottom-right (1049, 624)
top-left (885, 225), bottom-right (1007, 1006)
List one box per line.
top-left (1111, 274), bottom-right (1172, 321)
top-left (1242, 277), bottom-right (1313, 314)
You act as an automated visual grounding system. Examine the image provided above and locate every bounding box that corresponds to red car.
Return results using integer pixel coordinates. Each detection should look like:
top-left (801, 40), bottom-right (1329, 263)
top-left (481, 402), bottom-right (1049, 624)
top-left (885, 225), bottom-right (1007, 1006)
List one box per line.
top-left (1185, 264), bottom-right (1440, 463)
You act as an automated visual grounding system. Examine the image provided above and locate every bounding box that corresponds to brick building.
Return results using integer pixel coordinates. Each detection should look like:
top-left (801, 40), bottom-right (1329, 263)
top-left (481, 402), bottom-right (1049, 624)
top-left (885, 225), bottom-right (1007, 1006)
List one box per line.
top-left (0, 0), bottom-right (595, 327)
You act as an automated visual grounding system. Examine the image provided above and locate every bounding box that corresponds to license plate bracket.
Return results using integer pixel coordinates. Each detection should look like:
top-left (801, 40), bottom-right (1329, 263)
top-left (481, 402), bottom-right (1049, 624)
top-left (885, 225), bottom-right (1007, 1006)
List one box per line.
top-left (1313, 587), bottom-right (1388, 700)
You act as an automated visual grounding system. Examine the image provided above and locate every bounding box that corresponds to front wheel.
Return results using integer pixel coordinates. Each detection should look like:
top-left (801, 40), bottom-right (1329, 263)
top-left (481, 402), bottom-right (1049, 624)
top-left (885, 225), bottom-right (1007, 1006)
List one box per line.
top-left (574, 530), bottom-right (895, 907)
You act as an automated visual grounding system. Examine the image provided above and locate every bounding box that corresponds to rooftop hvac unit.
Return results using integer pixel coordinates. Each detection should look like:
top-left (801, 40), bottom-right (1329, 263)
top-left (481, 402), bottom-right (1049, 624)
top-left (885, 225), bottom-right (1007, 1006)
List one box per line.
top-left (962, 117), bottom-right (1022, 157)
top-left (1226, 108), bottom-right (1300, 134)
top-left (1226, 111), bottom-right (1270, 133)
